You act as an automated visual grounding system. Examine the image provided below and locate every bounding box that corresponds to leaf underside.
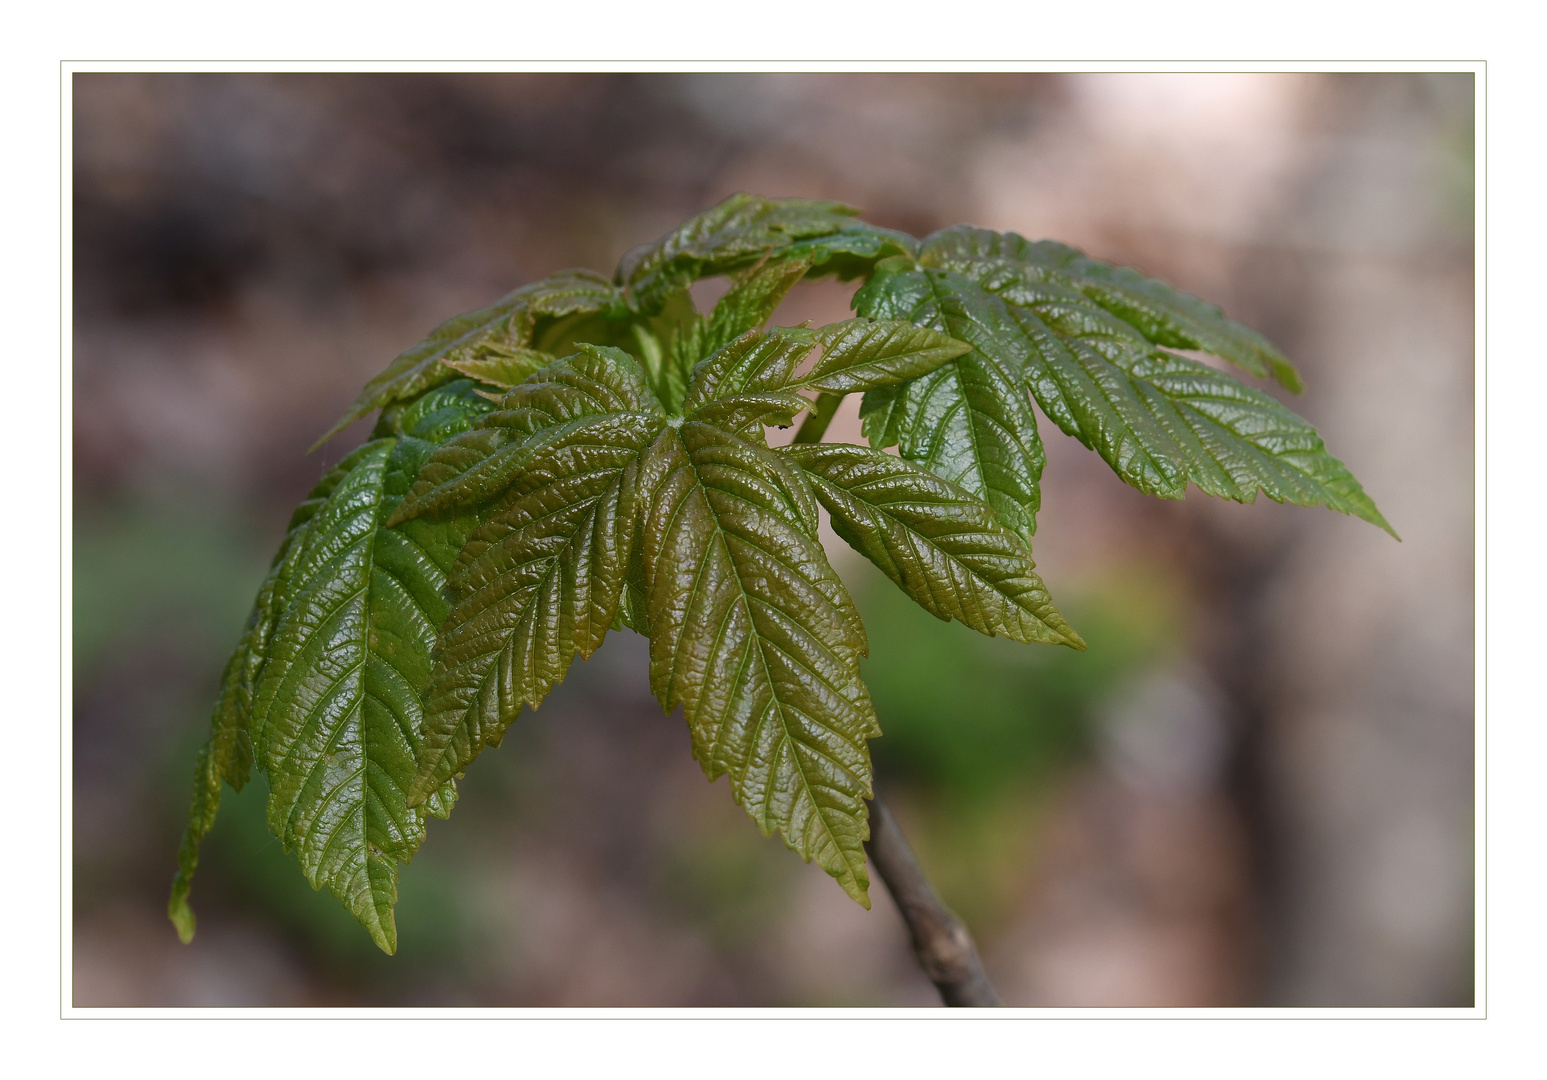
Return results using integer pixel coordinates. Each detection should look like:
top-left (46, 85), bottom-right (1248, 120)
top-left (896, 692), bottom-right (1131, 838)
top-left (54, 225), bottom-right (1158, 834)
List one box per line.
top-left (177, 194), bottom-right (1394, 953)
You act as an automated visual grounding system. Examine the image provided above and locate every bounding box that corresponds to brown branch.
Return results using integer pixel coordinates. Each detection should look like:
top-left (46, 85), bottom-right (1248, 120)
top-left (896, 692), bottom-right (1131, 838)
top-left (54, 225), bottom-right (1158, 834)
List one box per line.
top-left (865, 793), bottom-right (1002, 1006)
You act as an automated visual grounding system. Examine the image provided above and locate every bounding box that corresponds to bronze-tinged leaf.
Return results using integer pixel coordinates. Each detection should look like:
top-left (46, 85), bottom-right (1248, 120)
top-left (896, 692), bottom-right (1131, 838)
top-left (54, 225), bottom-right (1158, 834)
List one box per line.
top-left (315, 271), bottom-right (623, 447)
top-left (656, 258), bottom-right (812, 413)
top-left (407, 409), bottom-right (659, 804)
top-left (638, 422), bottom-right (877, 906)
top-left (390, 345), bottom-right (663, 526)
top-left (794, 318), bottom-right (972, 395)
top-left (681, 328), bottom-right (817, 423)
top-left (617, 193), bottom-right (862, 313)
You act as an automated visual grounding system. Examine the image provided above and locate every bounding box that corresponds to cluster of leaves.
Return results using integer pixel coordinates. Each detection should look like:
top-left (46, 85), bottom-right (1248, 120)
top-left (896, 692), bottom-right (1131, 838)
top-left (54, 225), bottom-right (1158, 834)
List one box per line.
top-left (171, 194), bottom-right (1391, 954)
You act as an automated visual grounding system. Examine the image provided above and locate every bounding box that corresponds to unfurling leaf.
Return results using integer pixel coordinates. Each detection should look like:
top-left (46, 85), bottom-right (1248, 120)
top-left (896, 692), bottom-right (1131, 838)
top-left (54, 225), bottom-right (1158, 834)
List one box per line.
top-left (616, 193), bottom-right (861, 313)
top-left (315, 271), bottom-right (623, 447)
top-left (441, 345), bottom-right (559, 389)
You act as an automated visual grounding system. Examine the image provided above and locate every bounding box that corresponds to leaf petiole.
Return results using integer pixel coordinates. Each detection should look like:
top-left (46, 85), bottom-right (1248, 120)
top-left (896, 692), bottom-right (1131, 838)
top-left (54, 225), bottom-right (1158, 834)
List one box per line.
top-left (792, 392), bottom-right (843, 444)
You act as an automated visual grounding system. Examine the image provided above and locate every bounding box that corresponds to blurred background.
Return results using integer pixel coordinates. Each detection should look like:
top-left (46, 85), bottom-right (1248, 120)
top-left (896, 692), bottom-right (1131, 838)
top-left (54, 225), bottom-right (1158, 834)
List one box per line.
top-left (71, 72), bottom-right (1474, 1007)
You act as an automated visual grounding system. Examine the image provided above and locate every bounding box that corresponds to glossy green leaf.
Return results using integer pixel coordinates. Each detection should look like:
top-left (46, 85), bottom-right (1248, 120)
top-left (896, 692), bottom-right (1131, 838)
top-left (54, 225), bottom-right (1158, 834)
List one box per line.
top-left (920, 226), bottom-right (1303, 391)
top-left (680, 327), bottom-right (815, 435)
top-left (408, 406), bottom-right (661, 804)
top-left (617, 193), bottom-right (862, 313)
top-left (639, 421), bottom-right (877, 905)
top-left (780, 223), bottom-right (919, 281)
top-left (854, 262), bottom-right (1046, 538)
top-left (795, 318), bottom-right (972, 395)
top-left (904, 244), bottom-right (1393, 531)
top-left (181, 195), bottom-right (1397, 957)
top-left (400, 347), bottom-right (663, 799)
top-left (441, 345), bottom-right (558, 389)
top-left (316, 271), bottom-right (623, 447)
top-left (237, 383), bottom-right (493, 953)
top-left (1006, 297), bottom-right (1193, 499)
top-left (390, 345), bottom-right (662, 526)
top-left (655, 257), bottom-right (811, 414)
top-left (167, 579), bottom-right (270, 942)
top-left (702, 257), bottom-right (811, 358)
top-left (782, 443), bottom-right (1085, 649)
top-left (168, 441), bottom-right (374, 942)
top-left (1110, 348), bottom-right (1396, 534)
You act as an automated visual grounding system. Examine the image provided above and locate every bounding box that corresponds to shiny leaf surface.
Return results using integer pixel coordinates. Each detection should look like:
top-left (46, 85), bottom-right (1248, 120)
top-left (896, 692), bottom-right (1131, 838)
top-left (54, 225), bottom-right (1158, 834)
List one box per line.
top-left (903, 240), bottom-right (1392, 531)
top-left (639, 422), bottom-right (877, 905)
top-left (1109, 348), bottom-right (1395, 533)
top-left (795, 318), bottom-right (972, 395)
top-left (782, 443), bottom-right (1085, 648)
top-left (180, 195), bottom-right (1396, 956)
top-left (222, 383), bottom-right (491, 952)
top-left (168, 441), bottom-right (372, 941)
top-left (920, 226), bottom-right (1303, 391)
top-left (854, 262), bottom-right (1046, 538)
top-left (391, 345), bottom-right (661, 526)
top-left (409, 406), bottom-right (660, 803)
top-left (657, 257), bottom-right (811, 413)
top-left (617, 193), bottom-right (861, 313)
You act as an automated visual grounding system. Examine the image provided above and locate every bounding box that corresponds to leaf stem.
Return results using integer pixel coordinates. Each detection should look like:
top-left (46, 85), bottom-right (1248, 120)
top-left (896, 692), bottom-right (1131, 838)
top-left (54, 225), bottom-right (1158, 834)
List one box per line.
top-left (792, 392), bottom-right (842, 444)
top-left (865, 793), bottom-right (1002, 1006)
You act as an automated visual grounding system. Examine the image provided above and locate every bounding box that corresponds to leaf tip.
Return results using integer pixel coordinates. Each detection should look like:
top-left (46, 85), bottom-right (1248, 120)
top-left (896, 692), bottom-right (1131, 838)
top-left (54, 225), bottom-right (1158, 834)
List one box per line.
top-left (1271, 356), bottom-right (1306, 395)
top-left (1347, 497), bottom-right (1399, 540)
top-left (308, 414), bottom-right (357, 453)
top-left (843, 874), bottom-right (873, 910)
top-left (369, 921), bottom-right (399, 956)
top-left (1367, 501), bottom-right (1404, 538)
top-left (167, 888), bottom-right (196, 944)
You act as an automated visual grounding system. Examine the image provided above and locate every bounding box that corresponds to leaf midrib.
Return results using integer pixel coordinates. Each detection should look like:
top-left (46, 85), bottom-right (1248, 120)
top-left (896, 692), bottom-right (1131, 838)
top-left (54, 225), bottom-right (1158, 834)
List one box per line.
top-left (673, 428), bottom-right (863, 883)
